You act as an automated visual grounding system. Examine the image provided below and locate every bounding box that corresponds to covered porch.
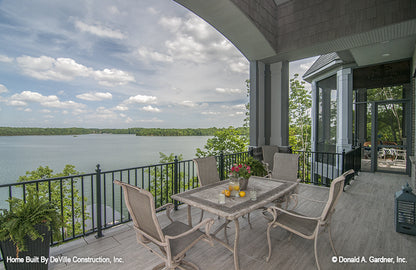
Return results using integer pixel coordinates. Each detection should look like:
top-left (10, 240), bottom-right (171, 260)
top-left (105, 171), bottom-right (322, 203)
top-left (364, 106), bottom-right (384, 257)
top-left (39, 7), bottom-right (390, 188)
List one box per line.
top-left (38, 172), bottom-right (415, 270)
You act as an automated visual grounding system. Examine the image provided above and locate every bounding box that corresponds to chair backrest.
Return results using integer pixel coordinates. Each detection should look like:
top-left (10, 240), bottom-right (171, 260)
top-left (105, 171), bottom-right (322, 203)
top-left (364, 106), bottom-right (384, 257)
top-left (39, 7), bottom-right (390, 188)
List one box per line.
top-left (114, 180), bottom-right (164, 243)
top-left (262, 145), bottom-right (279, 170)
top-left (320, 169), bottom-right (354, 222)
top-left (271, 152), bottom-right (299, 181)
top-left (193, 156), bottom-right (220, 186)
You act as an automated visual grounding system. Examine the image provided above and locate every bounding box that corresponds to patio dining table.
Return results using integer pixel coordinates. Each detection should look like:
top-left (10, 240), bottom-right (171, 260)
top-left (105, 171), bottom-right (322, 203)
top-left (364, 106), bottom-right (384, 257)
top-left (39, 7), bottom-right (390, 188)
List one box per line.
top-left (171, 176), bottom-right (298, 270)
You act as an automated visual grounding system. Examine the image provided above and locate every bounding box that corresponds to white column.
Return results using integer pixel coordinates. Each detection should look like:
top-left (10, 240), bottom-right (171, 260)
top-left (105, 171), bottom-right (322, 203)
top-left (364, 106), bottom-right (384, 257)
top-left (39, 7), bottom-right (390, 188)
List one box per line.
top-left (311, 81), bottom-right (317, 152)
top-left (336, 68), bottom-right (353, 153)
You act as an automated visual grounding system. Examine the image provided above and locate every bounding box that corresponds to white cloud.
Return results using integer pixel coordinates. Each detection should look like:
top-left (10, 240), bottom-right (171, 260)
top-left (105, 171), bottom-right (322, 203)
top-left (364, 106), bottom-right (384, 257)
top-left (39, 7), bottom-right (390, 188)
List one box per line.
top-left (76, 92), bottom-right (113, 101)
top-left (92, 69), bottom-right (135, 86)
top-left (24, 108), bottom-right (32, 112)
top-left (41, 109), bottom-right (51, 113)
top-left (113, 105), bottom-right (129, 111)
top-left (125, 94), bottom-right (157, 104)
top-left (137, 117), bottom-right (164, 123)
top-left (201, 111), bottom-right (219, 115)
top-left (9, 100), bottom-right (27, 106)
top-left (0, 55), bottom-right (13, 63)
top-left (159, 16), bottom-right (182, 32)
top-left (16, 55), bottom-right (135, 86)
top-left (10, 90), bottom-right (86, 110)
top-left (16, 56), bottom-right (90, 81)
top-left (136, 47), bottom-right (172, 63)
top-left (135, 14), bottom-right (249, 74)
top-left (0, 84), bottom-right (8, 94)
top-left (215, 88), bottom-right (244, 94)
top-left (179, 100), bottom-right (197, 108)
top-left (142, 105), bottom-right (161, 112)
top-left (74, 20), bottom-right (125, 39)
top-left (232, 104), bottom-right (246, 110)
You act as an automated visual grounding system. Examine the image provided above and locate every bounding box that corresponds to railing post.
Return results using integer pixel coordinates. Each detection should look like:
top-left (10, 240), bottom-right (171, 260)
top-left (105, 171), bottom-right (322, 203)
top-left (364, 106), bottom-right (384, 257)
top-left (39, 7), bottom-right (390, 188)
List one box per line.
top-left (173, 156), bottom-right (179, 210)
top-left (219, 151), bottom-right (225, 180)
top-left (95, 164), bottom-right (103, 238)
top-left (341, 149), bottom-right (346, 173)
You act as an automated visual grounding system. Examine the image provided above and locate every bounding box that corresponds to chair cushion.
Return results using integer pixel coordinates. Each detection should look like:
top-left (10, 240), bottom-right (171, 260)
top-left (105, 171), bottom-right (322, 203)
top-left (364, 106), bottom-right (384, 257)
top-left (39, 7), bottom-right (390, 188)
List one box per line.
top-left (274, 211), bottom-right (318, 237)
top-left (162, 221), bottom-right (205, 257)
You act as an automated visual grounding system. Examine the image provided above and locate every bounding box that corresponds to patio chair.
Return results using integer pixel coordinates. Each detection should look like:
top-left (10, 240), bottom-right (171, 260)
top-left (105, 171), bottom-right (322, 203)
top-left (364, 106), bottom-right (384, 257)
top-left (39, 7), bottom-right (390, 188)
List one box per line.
top-left (193, 156), bottom-right (233, 241)
top-left (265, 169), bottom-right (354, 270)
top-left (262, 145), bottom-right (279, 175)
top-left (114, 180), bottom-right (214, 270)
top-left (193, 156), bottom-right (221, 222)
top-left (270, 152), bottom-right (300, 209)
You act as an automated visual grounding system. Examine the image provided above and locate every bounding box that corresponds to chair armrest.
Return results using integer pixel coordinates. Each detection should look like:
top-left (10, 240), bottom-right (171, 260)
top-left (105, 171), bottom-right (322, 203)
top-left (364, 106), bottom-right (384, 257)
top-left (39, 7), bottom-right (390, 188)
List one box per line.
top-left (165, 218), bottom-right (215, 241)
top-left (267, 205), bottom-right (320, 224)
top-left (155, 203), bottom-right (174, 223)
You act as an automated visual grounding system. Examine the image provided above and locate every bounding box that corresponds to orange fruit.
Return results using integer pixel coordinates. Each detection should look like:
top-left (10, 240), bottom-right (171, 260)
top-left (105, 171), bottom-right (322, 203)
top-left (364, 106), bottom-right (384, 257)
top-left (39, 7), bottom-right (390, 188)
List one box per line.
top-left (228, 185), bottom-right (233, 191)
top-left (239, 191), bottom-right (246, 197)
top-left (233, 185), bottom-right (240, 191)
top-left (221, 190), bottom-right (226, 194)
top-left (224, 190), bottom-right (231, 197)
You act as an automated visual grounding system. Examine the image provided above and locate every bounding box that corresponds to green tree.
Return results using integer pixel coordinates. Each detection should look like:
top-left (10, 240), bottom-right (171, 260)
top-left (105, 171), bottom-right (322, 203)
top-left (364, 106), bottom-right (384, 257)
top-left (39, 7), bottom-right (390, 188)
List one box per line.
top-left (18, 165), bottom-right (88, 240)
top-left (289, 74), bottom-right (312, 151)
top-left (366, 86), bottom-right (404, 143)
top-left (149, 153), bottom-right (198, 208)
top-left (195, 127), bottom-right (248, 158)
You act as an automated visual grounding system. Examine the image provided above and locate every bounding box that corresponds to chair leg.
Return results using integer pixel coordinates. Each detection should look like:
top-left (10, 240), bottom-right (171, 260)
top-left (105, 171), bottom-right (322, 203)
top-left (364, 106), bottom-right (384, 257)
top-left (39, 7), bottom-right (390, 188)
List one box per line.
top-left (247, 213), bottom-right (252, 229)
top-left (314, 231), bottom-right (321, 270)
top-left (199, 209), bottom-right (204, 223)
top-left (328, 224), bottom-right (337, 256)
top-left (266, 223), bottom-right (273, 262)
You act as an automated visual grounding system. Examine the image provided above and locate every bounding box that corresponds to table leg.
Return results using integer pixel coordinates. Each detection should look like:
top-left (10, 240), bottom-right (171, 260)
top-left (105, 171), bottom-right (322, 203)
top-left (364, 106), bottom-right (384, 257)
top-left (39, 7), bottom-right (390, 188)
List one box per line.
top-left (233, 218), bottom-right (240, 270)
top-left (187, 205), bottom-right (192, 227)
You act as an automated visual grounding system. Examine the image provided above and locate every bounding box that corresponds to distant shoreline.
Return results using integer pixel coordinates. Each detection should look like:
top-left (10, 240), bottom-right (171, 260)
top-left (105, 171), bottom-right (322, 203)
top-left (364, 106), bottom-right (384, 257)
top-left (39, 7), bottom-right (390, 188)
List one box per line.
top-left (0, 127), bottom-right (248, 137)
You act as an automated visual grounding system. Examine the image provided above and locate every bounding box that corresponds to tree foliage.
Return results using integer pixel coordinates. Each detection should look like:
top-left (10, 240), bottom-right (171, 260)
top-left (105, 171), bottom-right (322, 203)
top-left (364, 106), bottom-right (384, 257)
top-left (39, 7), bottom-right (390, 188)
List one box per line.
top-left (195, 127), bottom-right (248, 158)
top-left (17, 165), bottom-right (88, 239)
top-left (289, 74), bottom-right (312, 151)
top-left (365, 86), bottom-right (404, 143)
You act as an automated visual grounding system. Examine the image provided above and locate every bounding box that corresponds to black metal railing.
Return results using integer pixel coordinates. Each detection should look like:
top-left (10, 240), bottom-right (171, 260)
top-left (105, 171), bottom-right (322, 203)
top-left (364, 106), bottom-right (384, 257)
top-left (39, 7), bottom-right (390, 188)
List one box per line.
top-left (0, 150), bottom-right (251, 256)
top-left (0, 147), bottom-right (360, 260)
top-left (294, 146), bottom-right (361, 187)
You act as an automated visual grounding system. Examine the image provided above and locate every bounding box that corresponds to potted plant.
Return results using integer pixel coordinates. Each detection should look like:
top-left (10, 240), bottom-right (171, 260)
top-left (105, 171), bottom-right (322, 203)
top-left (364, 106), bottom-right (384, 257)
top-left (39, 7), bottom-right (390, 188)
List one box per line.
top-left (244, 156), bottom-right (267, 177)
top-left (0, 192), bottom-right (63, 270)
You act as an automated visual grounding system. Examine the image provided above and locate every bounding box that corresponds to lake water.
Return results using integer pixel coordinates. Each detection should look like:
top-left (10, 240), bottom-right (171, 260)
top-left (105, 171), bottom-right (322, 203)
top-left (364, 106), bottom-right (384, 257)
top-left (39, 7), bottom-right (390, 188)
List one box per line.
top-left (0, 134), bottom-right (210, 185)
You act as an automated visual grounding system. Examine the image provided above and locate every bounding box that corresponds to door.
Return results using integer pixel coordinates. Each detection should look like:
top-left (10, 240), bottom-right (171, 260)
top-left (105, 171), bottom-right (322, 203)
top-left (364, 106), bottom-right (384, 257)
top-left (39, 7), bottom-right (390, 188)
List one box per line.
top-left (373, 100), bottom-right (410, 174)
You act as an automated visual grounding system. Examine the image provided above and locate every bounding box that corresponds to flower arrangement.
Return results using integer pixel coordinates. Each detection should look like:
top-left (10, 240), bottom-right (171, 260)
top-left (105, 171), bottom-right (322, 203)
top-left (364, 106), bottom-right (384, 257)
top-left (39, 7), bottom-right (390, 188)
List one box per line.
top-left (230, 163), bottom-right (252, 179)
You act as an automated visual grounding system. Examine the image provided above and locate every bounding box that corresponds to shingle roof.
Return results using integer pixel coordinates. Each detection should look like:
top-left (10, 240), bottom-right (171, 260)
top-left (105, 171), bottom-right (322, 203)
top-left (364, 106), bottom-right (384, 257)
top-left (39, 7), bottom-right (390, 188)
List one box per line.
top-left (302, 52), bottom-right (341, 78)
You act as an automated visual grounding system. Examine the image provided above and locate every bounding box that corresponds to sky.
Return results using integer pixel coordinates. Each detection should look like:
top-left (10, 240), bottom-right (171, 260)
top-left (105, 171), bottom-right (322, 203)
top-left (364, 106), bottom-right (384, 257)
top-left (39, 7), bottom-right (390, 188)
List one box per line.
top-left (0, 0), bottom-right (317, 129)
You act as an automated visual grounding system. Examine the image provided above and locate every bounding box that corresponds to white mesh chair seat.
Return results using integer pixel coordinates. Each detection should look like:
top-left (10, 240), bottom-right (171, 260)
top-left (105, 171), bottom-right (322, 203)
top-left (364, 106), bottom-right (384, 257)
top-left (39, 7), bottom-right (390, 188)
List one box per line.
top-left (114, 180), bottom-right (214, 270)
